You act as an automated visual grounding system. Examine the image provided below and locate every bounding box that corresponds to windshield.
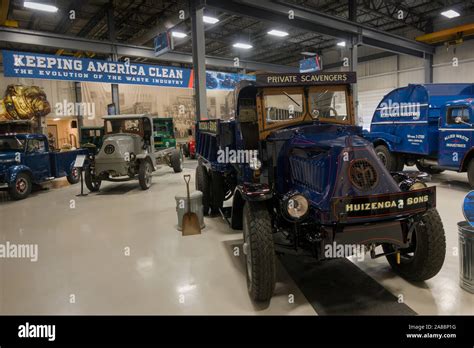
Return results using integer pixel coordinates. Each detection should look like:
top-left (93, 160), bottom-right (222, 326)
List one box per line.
top-left (0, 137), bottom-right (25, 151)
top-left (105, 119), bottom-right (142, 135)
top-left (264, 90), bottom-right (304, 122)
top-left (309, 88), bottom-right (349, 123)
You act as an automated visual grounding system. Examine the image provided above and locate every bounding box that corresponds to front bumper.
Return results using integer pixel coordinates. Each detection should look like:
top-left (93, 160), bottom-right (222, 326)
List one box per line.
top-left (331, 186), bottom-right (436, 223)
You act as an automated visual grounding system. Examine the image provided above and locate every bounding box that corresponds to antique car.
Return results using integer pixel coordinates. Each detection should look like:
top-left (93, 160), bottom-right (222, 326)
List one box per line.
top-left (152, 117), bottom-right (183, 173)
top-left (85, 114), bottom-right (159, 191)
top-left (0, 133), bottom-right (85, 200)
top-left (195, 72), bottom-right (446, 302)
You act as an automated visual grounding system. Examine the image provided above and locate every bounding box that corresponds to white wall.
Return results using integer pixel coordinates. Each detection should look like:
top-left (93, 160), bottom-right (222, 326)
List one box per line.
top-left (322, 39), bottom-right (474, 129)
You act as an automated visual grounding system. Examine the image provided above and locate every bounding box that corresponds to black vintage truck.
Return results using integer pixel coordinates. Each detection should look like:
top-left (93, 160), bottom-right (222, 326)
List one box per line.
top-left (195, 72), bottom-right (446, 302)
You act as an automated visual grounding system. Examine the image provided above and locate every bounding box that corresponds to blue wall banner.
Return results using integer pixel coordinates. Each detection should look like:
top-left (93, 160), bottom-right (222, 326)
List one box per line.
top-left (2, 50), bottom-right (255, 90)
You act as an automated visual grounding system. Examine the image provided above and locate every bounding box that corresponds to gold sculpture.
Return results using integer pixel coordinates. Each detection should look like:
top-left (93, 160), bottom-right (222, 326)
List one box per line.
top-left (0, 85), bottom-right (51, 122)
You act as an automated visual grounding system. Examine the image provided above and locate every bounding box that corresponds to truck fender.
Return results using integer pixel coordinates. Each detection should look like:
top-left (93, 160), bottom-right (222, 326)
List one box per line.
top-left (371, 136), bottom-right (398, 152)
top-left (6, 165), bottom-right (34, 186)
top-left (230, 184), bottom-right (273, 230)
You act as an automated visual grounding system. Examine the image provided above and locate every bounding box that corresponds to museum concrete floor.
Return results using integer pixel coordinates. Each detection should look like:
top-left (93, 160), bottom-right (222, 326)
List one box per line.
top-left (0, 160), bottom-right (472, 315)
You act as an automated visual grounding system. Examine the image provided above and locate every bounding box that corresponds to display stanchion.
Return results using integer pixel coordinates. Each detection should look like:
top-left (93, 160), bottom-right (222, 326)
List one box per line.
top-left (76, 168), bottom-right (88, 197)
top-left (73, 154), bottom-right (88, 197)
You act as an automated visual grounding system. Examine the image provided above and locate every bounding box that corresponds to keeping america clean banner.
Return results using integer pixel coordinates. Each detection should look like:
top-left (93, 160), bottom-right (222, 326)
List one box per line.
top-left (2, 50), bottom-right (255, 90)
top-left (2, 50), bottom-right (193, 88)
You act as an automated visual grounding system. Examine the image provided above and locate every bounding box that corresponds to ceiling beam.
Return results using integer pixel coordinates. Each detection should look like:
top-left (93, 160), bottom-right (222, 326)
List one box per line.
top-left (205, 0), bottom-right (435, 57)
top-left (0, 27), bottom-right (297, 72)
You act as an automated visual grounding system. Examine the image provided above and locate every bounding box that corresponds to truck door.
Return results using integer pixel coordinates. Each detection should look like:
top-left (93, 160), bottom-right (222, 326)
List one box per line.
top-left (438, 105), bottom-right (473, 168)
top-left (25, 138), bottom-right (51, 182)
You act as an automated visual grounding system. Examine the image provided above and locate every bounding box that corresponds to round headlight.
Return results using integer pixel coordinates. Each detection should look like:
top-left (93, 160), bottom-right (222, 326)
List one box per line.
top-left (249, 156), bottom-right (262, 170)
top-left (409, 181), bottom-right (427, 190)
top-left (286, 194), bottom-right (309, 219)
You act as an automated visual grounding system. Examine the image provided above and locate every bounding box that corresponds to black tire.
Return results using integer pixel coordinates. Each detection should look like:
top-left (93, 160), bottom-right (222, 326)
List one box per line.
top-left (375, 145), bottom-right (402, 171)
top-left (183, 144), bottom-right (190, 157)
top-left (242, 201), bottom-right (276, 301)
top-left (138, 160), bottom-right (153, 190)
top-left (210, 171), bottom-right (225, 214)
top-left (170, 149), bottom-right (183, 173)
top-left (66, 167), bottom-right (80, 184)
top-left (468, 160), bottom-right (474, 188)
top-left (196, 164), bottom-right (211, 215)
top-left (416, 162), bottom-right (444, 175)
top-left (9, 172), bottom-right (32, 200)
top-left (85, 167), bottom-right (101, 192)
top-left (383, 209), bottom-right (446, 281)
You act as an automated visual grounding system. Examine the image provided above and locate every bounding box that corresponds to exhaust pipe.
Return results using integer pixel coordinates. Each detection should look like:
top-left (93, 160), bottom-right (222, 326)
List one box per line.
top-left (419, 159), bottom-right (438, 167)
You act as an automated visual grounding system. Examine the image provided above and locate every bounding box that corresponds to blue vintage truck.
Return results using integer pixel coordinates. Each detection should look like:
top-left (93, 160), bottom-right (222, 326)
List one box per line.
top-left (195, 72), bottom-right (446, 302)
top-left (0, 133), bottom-right (85, 200)
top-left (365, 83), bottom-right (474, 186)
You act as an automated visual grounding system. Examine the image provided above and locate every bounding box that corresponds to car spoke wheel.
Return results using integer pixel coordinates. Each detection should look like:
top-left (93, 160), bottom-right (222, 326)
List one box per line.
top-left (85, 168), bottom-right (101, 192)
top-left (67, 167), bottom-right (80, 184)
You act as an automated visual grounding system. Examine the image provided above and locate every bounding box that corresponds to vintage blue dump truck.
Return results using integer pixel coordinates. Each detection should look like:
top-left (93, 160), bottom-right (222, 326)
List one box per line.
top-left (196, 72), bottom-right (446, 302)
top-left (0, 133), bottom-right (85, 200)
top-left (365, 83), bottom-right (474, 186)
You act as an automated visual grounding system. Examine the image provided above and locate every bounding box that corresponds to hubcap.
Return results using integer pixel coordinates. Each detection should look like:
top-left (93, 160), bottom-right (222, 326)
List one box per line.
top-left (377, 152), bottom-right (387, 166)
top-left (16, 178), bottom-right (27, 193)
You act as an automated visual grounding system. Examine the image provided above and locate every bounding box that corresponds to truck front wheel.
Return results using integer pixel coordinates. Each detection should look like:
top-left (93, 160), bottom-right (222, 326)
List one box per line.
top-left (467, 161), bottom-right (474, 188)
top-left (196, 164), bottom-right (211, 215)
top-left (139, 160), bottom-right (153, 190)
top-left (170, 149), bottom-right (183, 173)
top-left (9, 172), bottom-right (32, 200)
top-left (66, 167), bottom-right (80, 184)
top-left (375, 145), bottom-right (403, 172)
top-left (242, 201), bottom-right (276, 302)
top-left (85, 168), bottom-right (101, 192)
top-left (383, 209), bottom-right (446, 281)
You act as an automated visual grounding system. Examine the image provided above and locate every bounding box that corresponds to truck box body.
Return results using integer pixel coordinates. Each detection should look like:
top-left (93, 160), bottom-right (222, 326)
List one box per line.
top-left (367, 83), bottom-right (474, 157)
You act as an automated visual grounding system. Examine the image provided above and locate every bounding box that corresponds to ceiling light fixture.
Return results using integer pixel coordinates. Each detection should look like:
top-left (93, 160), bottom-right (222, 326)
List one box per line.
top-left (24, 1), bottom-right (58, 12)
top-left (233, 42), bottom-right (253, 49)
top-left (301, 51), bottom-right (317, 56)
top-left (441, 9), bottom-right (460, 18)
top-left (267, 29), bottom-right (289, 37)
top-left (203, 16), bottom-right (219, 24)
top-left (337, 41), bottom-right (346, 47)
top-left (171, 31), bottom-right (187, 38)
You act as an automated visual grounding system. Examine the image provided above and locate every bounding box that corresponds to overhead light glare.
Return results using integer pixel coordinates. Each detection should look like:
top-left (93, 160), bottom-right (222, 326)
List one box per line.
top-left (267, 29), bottom-right (289, 37)
top-left (171, 31), bottom-right (187, 38)
top-left (441, 9), bottom-right (460, 18)
top-left (203, 16), bottom-right (219, 24)
top-left (301, 51), bottom-right (317, 56)
top-left (53, 118), bottom-right (61, 121)
top-left (337, 41), bottom-right (346, 47)
top-left (24, 1), bottom-right (58, 12)
top-left (233, 42), bottom-right (253, 49)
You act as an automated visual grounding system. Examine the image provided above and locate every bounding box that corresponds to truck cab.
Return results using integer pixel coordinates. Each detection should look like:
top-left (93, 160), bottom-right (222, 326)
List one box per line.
top-left (195, 72), bottom-right (446, 302)
top-left (438, 99), bottom-right (474, 169)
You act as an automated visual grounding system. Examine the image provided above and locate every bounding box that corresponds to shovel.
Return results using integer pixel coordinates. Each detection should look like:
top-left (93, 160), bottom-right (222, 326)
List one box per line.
top-left (182, 174), bottom-right (201, 236)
